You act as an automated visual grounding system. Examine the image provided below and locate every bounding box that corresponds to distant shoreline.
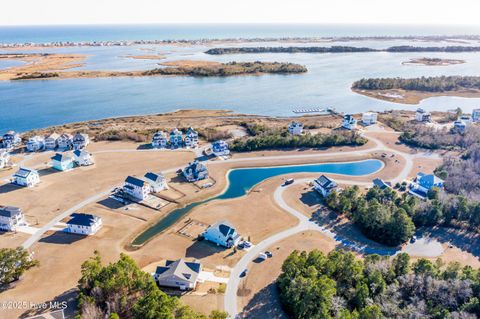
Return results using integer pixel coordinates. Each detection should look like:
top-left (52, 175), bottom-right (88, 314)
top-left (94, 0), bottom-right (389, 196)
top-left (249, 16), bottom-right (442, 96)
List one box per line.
top-left (402, 57), bottom-right (466, 66)
top-left (353, 88), bottom-right (480, 104)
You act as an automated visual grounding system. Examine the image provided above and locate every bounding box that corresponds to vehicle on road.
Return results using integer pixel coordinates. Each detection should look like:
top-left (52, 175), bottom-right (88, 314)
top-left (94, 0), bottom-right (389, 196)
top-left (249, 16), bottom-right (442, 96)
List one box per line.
top-left (265, 251), bottom-right (273, 258)
top-left (258, 253), bottom-right (267, 260)
top-left (284, 178), bottom-right (294, 185)
top-left (410, 235), bottom-right (417, 243)
top-left (241, 241), bottom-right (252, 248)
top-left (240, 269), bottom-right (248, 277)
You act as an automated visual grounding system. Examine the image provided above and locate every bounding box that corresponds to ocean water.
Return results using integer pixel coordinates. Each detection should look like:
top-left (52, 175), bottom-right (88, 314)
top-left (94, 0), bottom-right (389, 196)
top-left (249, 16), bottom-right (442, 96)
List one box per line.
top-left (1, 24), bottom-right (480, 132)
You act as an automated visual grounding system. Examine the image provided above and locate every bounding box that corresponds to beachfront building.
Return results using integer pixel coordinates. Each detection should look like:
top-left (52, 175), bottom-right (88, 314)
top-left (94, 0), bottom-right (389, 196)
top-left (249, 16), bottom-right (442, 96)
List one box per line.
top-left (0, 206), bottom-right (26, 232)
top-left (57, 133), bottom-right (73, 150)
top-left (202, 220), bottom-right (241, 248)
top-left (341, 114), bottom-right (357, 130)
top-left (26, 136), bottom-right (45, 152)
top-left (184, 127), bottom-right (199, 149)
top-left (65, 213), bottom-right (102, 235)
top-left (151, 131), bottom-right (168, 149)
top-left (182, 161), bottom-right (208, 182)
top-left (123, 176), bottom-right (150, 201)
top-left (415, 108), bottom-right (431, 122)
top-left (169, 128), bottom-right (183, 149)
top-left (0, 150), bottom-right (10, 169)
top-left (144, 172), bottom-right (168, 192)
top-left (73, 149), bottom-right (94, 166)
top-left (314, 175), bottom-right (338, 197)
top-left (72, 133), bottom-right (90, 150)
top-left (453, 120), bottom-right (467, 133)
top-left (212, 140), bottom-right (230, 157)
top-left (51, 153), bottom-right (74, 171)
top-left (362, 112), bottom-right (378, 126)
top-left (12, 167), bottom-right (40, 187)
top-left (154, 259), bottom-right (201, 290)
top-left (409, 172), bottom-right (444, 198)
top-left (288, 121), bottom-right (304, 135)
top-left (472, 109), bottom-right (480, 122)
top-left (44, 133), bottom-right (60, 150)
top-left (2, 131), bottom-right (21, 149)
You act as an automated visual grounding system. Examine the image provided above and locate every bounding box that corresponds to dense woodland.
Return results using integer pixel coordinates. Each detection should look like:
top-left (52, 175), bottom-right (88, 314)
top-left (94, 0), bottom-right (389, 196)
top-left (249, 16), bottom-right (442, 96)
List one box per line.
top-left (352, 76), bottom-right (480, 92)
top-left (278, 249), bottom-right (480, 319)
top-left (77, 252), bottom-right (227, 319)
top-left (230, 123), bottom-right (367, 152)
top-left (144, 61), bottom-right (307, 77)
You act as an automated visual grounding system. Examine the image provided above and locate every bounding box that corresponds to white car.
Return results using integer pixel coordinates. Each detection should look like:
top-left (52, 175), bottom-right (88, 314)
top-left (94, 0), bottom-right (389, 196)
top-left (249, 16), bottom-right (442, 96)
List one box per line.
top-left (258, 253), bottom-right (267, 260)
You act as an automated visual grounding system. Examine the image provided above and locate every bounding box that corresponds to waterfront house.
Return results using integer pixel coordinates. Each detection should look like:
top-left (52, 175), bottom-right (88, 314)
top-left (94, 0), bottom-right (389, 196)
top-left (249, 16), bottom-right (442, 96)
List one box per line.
top-left (415, 108), bottom-right (431, 122)
top-left (154, 259), bottom-right (201, 290)
top-left (314, 175), bottom-right (338, 197)
top-left (2, 131), bottom-right (21, 149)
top-left (372, 178), bottom-right (392, 190)
top-left (453, 120), bottom-right (467, 133)
top-left (341, 114), bottom-right (357, 130)
top-left (288, 121), bottom-right (304, 135)
top-left (12, 167), bottom-right (40, 187)
top-left (72, 133), bottom-right (90, 150)
top-left (0, 206), bottom-right (26, 232)
top-left (44, 133), bottom-right (60, 150)
top-left (57, 133), bottom-right (73, 150)
top-left (65, 213), bottom-right (102, 235)
top-left (202, 220), bottom-right (241, 248)
top-left (472, 109), bottom-right (480, 122)
top-left (0, 150), bottom-right (10, 169)
top-left (184, 127), bottom-right (199, 148)
top-left (26, 136), bottom-right (45, 152)
top-left (123, 176), bottom-right (150, 201)
top-left (362, 112), bottom-right (378, 126)
top-left (73, 149), bottom-right (94, 166)
top-left (182, 161), bottom-right (208, 182)
top-left (51, 153), bottom-right (74, 171)
top-left (459, 115), bottom-right (473, 126)
top-left (169, 128), bottom-right (183, 149)
top-left (144, 172), bottom-right (168, 192)
top-left (212, 140), bottom-right (230, 157)
top-left (409, 172), bottom-right (444, 198)
top-left (151, 131), bottom-right (168, 149)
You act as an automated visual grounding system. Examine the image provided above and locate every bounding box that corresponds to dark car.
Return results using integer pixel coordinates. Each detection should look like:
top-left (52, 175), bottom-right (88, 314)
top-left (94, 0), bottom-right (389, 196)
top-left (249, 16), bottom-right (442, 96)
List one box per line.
top-left (284, 178), bottom-right (294, 185)
top-left (265, 251), bottom-right (273, 258)
top-left (240, 269), bottom-right (248, 277)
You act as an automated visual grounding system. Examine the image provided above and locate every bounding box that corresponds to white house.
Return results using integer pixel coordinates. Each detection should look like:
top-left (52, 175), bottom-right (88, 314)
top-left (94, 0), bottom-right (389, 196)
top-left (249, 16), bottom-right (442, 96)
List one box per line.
top-left (184, 127), bottom-right (199, 149)
top-left (0, 206), bottom-right (26, 232)
top-left (26, 136), bottom-right (45, 152)
top-left (51, 153), bottom-right (74, 171)
top-left (0, 150), bottom-right (10, 169)
top-left (472, 109), bottom-right (480, 122)
top-left (152, 131), bottom-right (168, 149)
top-left (459, 115), bottom-right (473, 126)
top-left (65, 213), bottom-right (102, 235)
top-left (453, 120), bottom-right (467, 133)
top-left (288, 121), bottom-right (304, 135)
top-left (341, 114), bottom-right (357, 130)
top-left (2, 131), bottom-right (21, 149)
top-left (44, 133), bottom-right (60, 150)
top-left (212, 140), bottom-right (230, 157)
top-left (72, 133), bottom-right (90, 150)
top-left (313, 175), bottom-right (338, 197)
top-left (170, 128), bottom-right (183, 149)
top-left (409, 172), bottom-right (444, 198)
top-left (415, 108), bottom-right (431, 122)
top-left (12, 167), bottom-right (40, 187)
top-left (362, 112), bottom-right (378, 126)
top-left (57, 133), bottom-right (73, 150)
top-left (144, 172), bottom-right (168, 192)
top-left (73, 149), bottom-right (94, 166)
top-left (202, 220), bottom-right (241, 248)
top-left (123, 176), bottom-right (150, 201)
top-left (154, 259), bottom-right (201, 290)
top-left (183, 161), bottom-right (209, 182)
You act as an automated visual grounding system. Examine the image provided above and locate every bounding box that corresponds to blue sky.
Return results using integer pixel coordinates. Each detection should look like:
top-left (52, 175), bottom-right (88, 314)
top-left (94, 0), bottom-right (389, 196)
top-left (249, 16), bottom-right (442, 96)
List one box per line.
top-left (1, 0), bottom-right (479, 25)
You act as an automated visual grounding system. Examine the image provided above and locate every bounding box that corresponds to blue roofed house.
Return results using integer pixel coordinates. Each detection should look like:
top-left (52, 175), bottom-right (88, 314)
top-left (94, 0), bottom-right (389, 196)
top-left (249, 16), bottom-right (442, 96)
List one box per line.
top-left (409, 172), bottom-right (444, 198)
top-left (313, 175), bottom-right (338, 197)
top-left (212, 140), bottom-right (230, 157)
top-left (182, 161), bottom-right (208, 182)
top-left (2, 131), bottom-right (21, 150)
top-left (57, 133), bottom-right (73, 150)
top-left (72, 133), bottom-right (90, 150)
top-left (288, 121), bottom-right (304, 135)
top-left (184, 127), bottom-right (199, 149)
top-left (372, 178), bottom-right (392, 190)
top-left (153, 259), bottom-right (202, 290)
top-left (202, 220), bottom-right (241, 248)
top-left (170, 128), bottom-right (183, 149)
top-left (144, 172), bottom-right (168, 192)
top-left (0, 206), bottom-right (26, 232)
top-left (152, 131), bottom-right (168, 149)
top-left (12, 167), bottom-right (40, 187)
top-left (51, 153), bottom-right (74, 171)
top-left (73, 149), bottom-right (94, 166)
top-left (123, 176), bottom-right (151, 201)
top-left (65, 213), bottom-right (102, 235)
top-left (342, 114), bottom-right (357, 130)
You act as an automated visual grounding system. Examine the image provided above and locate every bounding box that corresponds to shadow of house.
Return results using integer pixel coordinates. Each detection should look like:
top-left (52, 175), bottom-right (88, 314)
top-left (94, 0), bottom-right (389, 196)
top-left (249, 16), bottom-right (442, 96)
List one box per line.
top-left (97, 197), bottom-right (126, 210)
top-left (136, 143), bottom-right (152, 150)
top-left (37, 167), bottom-right (61, 177)
top-left (299, 189), bottom-right (323, 208)
top-left (170, 174), bottom-right (187, 184)
top-left (0, 183), bottom-right (22, 194)
top-left (185, 239), bottom-right (227, 260)
top-left (239, 282), bottom-right (288, 319)
top-left (39, 231), bottom-right (86, 245)
top-left (20, 288), bottom-right (78, 319)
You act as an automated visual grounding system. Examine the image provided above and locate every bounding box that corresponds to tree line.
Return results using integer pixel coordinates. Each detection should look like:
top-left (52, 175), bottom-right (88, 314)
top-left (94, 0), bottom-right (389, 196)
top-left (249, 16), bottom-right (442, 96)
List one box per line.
top-left (278, 249), bottom-right (480, 319)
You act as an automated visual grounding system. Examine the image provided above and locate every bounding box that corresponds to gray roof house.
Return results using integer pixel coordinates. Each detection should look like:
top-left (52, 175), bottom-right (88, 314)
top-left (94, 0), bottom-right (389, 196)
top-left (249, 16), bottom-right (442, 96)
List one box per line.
top-left (154, 259), bottom-right (202, 290)
top-left (0, 206), bottom-right (26, 231)
top-left (313, 175), bottom-right (338, 197)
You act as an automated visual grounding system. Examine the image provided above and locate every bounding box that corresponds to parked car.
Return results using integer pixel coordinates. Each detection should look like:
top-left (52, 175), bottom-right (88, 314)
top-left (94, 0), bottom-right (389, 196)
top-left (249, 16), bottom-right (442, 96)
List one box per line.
top-left (284, 178), bottom-right (294, 185)
top-left (410, 235), bottom-right (417, 243)
top-left (240, 269), bottom-right (248, 277)
top-left (265, 251), bottom-right (273, 258)
top-left (258, 253), bottom-right (267, 260)
top-left (242, 241), bottom-right (252, 248)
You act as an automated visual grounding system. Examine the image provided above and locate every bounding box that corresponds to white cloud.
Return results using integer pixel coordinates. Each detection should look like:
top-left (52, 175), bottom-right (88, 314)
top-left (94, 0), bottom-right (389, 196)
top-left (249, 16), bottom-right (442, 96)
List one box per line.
top-left (0, 0), bottom-right (479, 25)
